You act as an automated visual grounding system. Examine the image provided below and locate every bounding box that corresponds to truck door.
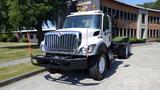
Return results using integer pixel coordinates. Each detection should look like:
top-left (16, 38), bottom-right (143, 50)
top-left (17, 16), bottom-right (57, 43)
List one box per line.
top-left (102, 15), bottom-right (112, 47)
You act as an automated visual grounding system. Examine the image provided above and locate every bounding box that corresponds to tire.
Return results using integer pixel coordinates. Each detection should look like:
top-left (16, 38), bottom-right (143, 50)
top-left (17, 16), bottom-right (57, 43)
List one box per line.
top-left (46, 67), bottom-right (58, 74)
top-left (123, 44), bottom-right (129, 59)
top-left (128, 44), bottom-right (132, 55)
top-left (107, 50), bottom-right (114, 68)
top-left (89, 53), bottom-right (108, 80)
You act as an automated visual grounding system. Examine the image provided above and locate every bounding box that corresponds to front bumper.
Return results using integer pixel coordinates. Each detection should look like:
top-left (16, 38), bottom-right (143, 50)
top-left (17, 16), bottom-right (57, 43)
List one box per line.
top-left (31, 55), bottom-right (88, 70)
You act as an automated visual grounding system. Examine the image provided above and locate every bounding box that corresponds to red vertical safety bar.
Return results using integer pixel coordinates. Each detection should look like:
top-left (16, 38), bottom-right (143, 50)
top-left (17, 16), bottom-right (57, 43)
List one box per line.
top-left (27, 31), bottom-right (32, 56)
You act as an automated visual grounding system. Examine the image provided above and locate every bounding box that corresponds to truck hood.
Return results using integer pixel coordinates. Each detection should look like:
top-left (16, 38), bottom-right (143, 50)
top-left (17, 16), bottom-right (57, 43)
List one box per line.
top-left (58, 28), bottom-right (100, 45)
top-left (45, 28), bottom-right (101, 47)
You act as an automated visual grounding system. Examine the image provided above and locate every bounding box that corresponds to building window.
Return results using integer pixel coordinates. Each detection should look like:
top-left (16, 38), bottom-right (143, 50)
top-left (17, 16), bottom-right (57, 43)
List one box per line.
top-left (108, 8), bottom-right (111, 16)
top-left (112, 9), bottom-right (115, 16)
top-left (150, 30), bottom-right (152, 37)
top-left (120, 11), bottom-right (123, 19)
top-left (131, 13), bottom-right (134, 21)
top-left (157, 17), bottom-right (159, 24)
top-left (141, 28), bottom-right (145, 39)
top-left (19, 34), bottom-right (23, 38)
top-left (124, 12), bottom-right (127, 20)
top-left (124, 28), bottom-right (126, 36)
top-left (156, 30), bottom-right (159, 37)
top-left (130, 29), bottom-right (133, 38)
top-left (154, 30), bottom-right (156, 37)
top-left (154, 17), bottom-right (157, 23)
top-left (127, 29), bottom-right (130, 37)
top-left (148, 30), bottom-right (150, 38)
top-left (120, 28), bottom-right (123, 36)
top-left (30, 34), bottom-right (34, 39)
top-left (148, 16), bottom-right (150, 23)
top-left (150, 16), bottom-right (153, 23)
top-left (103, 16), bottom-right (109, 30)
top-left (116, 10), bottom-right (119, 18)
top-left (134, 14), bottom-right (137, 21)
top-left (128, 12), bottom-right (131, 20)
top-left (101, 6), bottom-right (103, 11)
top-left (103, 7), bottom-right (107, 13)
top-left (142, 14), bottom-right (145, 23)
top-left (134, 29), bottom-right (137, 37)
top-left (116, 28), bottom-right (119, 36)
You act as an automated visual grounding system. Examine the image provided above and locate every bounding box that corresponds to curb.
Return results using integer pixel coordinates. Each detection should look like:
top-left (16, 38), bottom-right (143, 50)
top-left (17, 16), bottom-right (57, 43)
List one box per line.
top-left (0, 69), bottom-right (45, 87)
top-left (131, 42), bottom-right (152, 47)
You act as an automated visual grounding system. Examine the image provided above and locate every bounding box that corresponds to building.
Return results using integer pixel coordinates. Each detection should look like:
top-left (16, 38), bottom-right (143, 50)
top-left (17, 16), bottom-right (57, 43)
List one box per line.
top-left (16, 27), bottom-right (56, 43)
top-left (15, 20), bottom-right (56, 43)
top-left (101, 0), bottom-right (160, 39)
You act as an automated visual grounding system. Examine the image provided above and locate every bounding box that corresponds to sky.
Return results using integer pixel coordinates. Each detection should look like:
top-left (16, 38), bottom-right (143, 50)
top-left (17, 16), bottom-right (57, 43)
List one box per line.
top-left (119, 0), bottom-right (157, 5)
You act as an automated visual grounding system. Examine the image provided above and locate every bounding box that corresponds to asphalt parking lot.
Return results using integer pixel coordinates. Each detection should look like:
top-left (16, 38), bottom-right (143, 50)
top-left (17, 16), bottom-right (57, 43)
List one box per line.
top-left (1, 42), bottom-right (160, 90)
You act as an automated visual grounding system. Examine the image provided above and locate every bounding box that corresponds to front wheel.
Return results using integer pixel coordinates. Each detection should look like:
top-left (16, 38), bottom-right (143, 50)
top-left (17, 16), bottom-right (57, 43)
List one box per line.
top-left (89, 53), bottom-right (108, 80)
top-left (46, 67), bottom-right (58, 74)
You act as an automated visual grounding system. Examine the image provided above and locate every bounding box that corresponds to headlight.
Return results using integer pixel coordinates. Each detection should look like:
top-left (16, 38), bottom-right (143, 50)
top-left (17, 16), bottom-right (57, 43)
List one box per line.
top-left (40, 40), bottom-right (45, 52)
top-left (80, 44), bottom-right (96, 54)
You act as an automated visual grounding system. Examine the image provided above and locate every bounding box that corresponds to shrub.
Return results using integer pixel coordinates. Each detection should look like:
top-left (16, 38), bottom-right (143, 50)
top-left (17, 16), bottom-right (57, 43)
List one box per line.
top-left (156, 38), bottom-right (160, 42)
top-left (113, 37), bottom-right (146, 44)
top-left (0, 34), bottom-right (8, 42)
top-left (113, 37), bottom-right (129, 43)
top-left (21, 38), bottom-right (28, 42)
top-left (7, 35), bottom-right (17, 42)
top-left (128, 38), bottom-right (146, 44)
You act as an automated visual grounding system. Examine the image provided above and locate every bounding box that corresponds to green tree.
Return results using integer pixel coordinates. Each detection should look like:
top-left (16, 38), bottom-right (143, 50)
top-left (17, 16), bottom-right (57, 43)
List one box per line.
top-left (153, 0), bottom-right (160, 10)
top-left (137, 0), bottom-right (160, 10)
top-left (0, 0), bottom-right (13, 33)
top-left (7, 0), bottom-right (69, 45)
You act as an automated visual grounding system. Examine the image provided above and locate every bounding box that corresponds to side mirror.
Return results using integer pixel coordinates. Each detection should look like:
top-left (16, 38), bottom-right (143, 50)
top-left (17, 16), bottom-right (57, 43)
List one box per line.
top-left (103, 15), bottom-right (110, 31)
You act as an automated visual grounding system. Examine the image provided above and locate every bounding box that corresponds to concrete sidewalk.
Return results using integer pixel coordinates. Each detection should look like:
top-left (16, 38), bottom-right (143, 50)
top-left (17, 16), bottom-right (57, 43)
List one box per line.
top-left (0, 57), bottom-right (31, 68)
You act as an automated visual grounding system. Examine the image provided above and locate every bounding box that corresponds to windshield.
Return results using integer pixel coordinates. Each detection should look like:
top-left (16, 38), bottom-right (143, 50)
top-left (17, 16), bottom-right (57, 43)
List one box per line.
top-left (63, 15), bottom-right (102, 29)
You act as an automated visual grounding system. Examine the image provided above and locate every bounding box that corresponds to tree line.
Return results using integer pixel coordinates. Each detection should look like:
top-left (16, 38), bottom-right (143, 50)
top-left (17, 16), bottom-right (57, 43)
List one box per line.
top-left (137, 0), bottom-right (160, 10)
top-left (0, 0), bottom-right (70, 45)
top-left (1, 0), bottom-right (159, 45)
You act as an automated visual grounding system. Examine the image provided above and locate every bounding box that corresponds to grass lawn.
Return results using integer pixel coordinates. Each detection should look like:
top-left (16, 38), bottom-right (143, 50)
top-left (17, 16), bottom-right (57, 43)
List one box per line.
top-left (0, 42), bottom-right (36, 48)
top-left (0, 62), bottom-right (43, 81)
top-left (0, 42), bottom-right (42, 62)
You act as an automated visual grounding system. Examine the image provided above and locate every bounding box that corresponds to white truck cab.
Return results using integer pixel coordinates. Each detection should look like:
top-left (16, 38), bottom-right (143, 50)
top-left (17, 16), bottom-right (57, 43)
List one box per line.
top-left (32, 1), bottom-right (131, 81)
top-left (41, 10), bottom-right (112, 55)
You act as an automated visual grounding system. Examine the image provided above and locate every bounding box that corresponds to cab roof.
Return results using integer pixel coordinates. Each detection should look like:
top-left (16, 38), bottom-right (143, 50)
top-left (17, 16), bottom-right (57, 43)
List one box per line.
top-left (68, 10), bottom-right (103, 17)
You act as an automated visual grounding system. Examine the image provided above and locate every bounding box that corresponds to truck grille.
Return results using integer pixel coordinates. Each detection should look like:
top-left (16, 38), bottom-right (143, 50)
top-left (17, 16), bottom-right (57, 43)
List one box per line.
top-left (45, 32), bottom-right (81, 53)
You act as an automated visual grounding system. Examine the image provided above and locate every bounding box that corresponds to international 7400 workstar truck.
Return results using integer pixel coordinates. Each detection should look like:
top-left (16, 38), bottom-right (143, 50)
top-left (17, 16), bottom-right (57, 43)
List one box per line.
top-left (31, 0), bottom-right (131, 80)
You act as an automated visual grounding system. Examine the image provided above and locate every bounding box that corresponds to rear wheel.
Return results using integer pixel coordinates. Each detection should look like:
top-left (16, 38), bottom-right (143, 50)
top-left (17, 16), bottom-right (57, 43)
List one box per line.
top-left (128, 43), bottom-right (132, 55)
top-left (121, 44), bottom-right (129, 59)
top-left (125, 44), bottom-right (129, 58)
top-left (89, 53), bottom-right (108, 80)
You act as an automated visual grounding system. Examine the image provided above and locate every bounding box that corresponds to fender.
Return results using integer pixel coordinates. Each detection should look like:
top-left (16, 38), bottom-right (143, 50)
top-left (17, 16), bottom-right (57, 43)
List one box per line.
top-left (88, 41), bottom-right (110, 68)
top-left (92, 41), bottom-right (108, 55)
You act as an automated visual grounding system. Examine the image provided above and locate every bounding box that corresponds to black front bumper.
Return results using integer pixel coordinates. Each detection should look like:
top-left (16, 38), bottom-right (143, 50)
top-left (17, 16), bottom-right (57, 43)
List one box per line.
top-left (31, 55), bottom-right (88, 70)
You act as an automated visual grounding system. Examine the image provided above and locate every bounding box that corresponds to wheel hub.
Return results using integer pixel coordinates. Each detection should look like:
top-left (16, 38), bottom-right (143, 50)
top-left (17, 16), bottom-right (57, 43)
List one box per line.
top-left (126, 45), bottom-right (129, 57)
top-left (99, 56), bottom-right (106, 74)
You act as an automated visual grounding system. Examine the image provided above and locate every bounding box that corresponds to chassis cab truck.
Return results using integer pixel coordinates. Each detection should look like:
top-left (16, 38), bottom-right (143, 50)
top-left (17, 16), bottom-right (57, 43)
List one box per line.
top-left (31, 1), bottom-right (131, 80)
